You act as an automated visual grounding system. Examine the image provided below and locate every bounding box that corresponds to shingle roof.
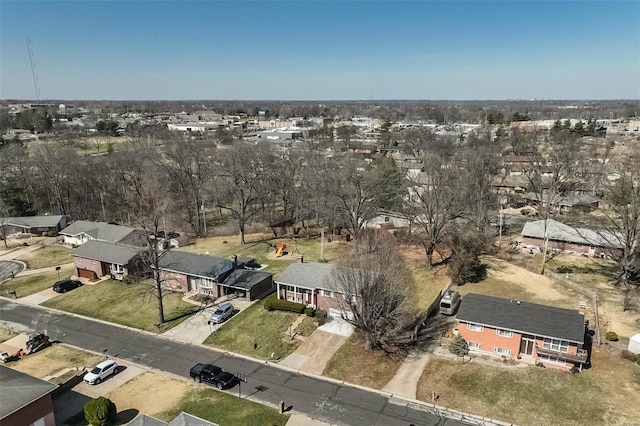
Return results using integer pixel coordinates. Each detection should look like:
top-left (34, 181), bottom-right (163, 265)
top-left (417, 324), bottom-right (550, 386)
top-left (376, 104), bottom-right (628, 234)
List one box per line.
top-left (223, 269), bottom-right (272, 290)
top-left (128, 414), bottom-right (168, 426)
top-left (59, 220), bottom-right (135, 243)
top-left (72, 240), bottom-right (144, 264)
top-left (456, 293), bottom-right (585, 343)
top-left (521, 219), bottom-right (622, 249)
top-left (557, 194), bottom-right (600, 207)
top-left (275, 262), bottom-right (340, 291)
top-left (158, 251), bottom-right (230, 278)
top-left (2, 215), bottom-right (65, 229)
top-left (167, 412), bottom-right (219, 426)
top-left (0, 365), bottom-right (58, 419)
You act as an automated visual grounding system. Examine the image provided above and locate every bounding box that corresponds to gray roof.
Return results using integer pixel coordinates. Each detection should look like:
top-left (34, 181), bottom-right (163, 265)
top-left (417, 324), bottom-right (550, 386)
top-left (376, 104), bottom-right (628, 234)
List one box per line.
top-left (72, 240), bottom-right (144, 264)
top-left (167, 412), bottom-right (219, 426)
top-left (2, 215), bottom-right (65, 228)
top-left (275, 262), bottom-right (340, 291)
top-left (59, 220), bottom-right (135, 243)
top-left (158, 251), bottom-right (230, 278)
top-left (456, 293), bottom-right (585, 343)
top-left (128, 415), bottom-right (168, 426)
top-left (0, 365), bottom-right (58, 419)
top-left (223, 269), bottom-right (272, 290)
top-left (521, 219), bottom-right (622, 249)
top-left (557, 193), bottom-right (600, 207)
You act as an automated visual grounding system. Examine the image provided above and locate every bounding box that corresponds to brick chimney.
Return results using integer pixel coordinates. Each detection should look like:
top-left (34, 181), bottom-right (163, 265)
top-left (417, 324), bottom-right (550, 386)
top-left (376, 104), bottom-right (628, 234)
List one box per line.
top-left (232, 255), bottom-right (238, 268)
top-left (579, 300), bottom-right (587, 315)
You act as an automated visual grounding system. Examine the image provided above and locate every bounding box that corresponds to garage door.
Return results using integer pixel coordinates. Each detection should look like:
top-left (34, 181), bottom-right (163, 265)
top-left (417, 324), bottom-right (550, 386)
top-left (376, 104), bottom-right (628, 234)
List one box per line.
top-left (328, 308), bottom-right (354, 320)
top-left (77, 269), bottom-right (96, 280)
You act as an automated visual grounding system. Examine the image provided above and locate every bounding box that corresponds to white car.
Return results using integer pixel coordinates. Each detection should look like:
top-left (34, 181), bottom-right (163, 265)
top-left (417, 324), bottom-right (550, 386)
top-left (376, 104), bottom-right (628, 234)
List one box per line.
top-left (84, 360), bottom-right (118, 385)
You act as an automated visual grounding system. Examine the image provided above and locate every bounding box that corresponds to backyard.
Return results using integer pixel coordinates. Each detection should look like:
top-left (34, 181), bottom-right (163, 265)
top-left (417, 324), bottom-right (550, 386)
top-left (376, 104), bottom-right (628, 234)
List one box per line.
top-left (16, 244), bottom-right (72, 269)
top-left (203, 295), bottom-right (316, 360)
top-left (42, 279), bottom-right (197, 332)
top-left (417, 345), bottom-right (640, 426)
top-left (1, 266), bottom-right (75, 298)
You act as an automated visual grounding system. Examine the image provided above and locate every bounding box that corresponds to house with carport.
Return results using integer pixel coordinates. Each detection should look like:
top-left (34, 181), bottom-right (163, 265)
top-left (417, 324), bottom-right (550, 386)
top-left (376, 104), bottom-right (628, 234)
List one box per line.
top-left (72, 240), bottom-right (145, 281)
top-left (456, 293), bottom-right (588, 370)
top-left (158, 251), bottom-right (272, 301)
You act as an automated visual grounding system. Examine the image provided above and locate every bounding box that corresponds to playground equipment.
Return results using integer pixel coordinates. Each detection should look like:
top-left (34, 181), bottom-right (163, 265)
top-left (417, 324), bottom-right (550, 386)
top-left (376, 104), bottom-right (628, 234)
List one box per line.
top-left (275, 243), bottom-right (287, 257)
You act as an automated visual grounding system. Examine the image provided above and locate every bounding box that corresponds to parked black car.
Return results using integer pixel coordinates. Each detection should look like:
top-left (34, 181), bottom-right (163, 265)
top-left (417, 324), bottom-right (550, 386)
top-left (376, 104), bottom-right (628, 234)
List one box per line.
top-left (52, 279), bottom-right (82, 293)
top-left (189, 363), bottom-right (236, 389)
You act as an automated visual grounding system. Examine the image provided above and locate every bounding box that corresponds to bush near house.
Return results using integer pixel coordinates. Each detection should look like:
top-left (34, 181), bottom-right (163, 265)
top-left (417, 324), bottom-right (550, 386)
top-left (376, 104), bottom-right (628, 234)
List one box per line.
top-left (606, 332), bottom-right (619, 341)
top-left (84, 397), bottom-right (117, 426)
top-left (263, 293), bottom-right (305, 313)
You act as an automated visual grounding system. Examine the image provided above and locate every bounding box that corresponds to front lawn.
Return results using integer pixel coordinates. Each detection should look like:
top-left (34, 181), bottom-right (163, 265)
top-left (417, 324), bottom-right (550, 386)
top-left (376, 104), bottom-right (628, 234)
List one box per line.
top-left (0, 267), bottom-right (74, 298)
top-left (42, 279), bottom-right (197, 332)
top-left (323, 335), bottom-right (404, 389)
top-left (157, 387), bottom-right (289, 426)
top-left (9, 344), bottom-right (103, 379)
top-left (16, 244), bottom-right (73, 269)
top-left (204, 297), bottom-right (308, 360)
top-left (0, 327), bottom-right (17, 343)
top-left (417, 345), bottom-right (640, 426)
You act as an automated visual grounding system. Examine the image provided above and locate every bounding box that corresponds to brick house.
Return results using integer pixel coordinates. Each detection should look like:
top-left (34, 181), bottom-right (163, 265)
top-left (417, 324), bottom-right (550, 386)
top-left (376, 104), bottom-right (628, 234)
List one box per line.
top-left (72, 240), bottom-right (145, 281)
top-left (0, 365), bottom-right (58, 426)
top-left (456, 294), bottom-right (588, 370)
top-left (158, 251), bottom-right (272, 301)
top-left (275, 261), bottom-right (351, 318)
top-left (521, 219), bottom-right (622, 258)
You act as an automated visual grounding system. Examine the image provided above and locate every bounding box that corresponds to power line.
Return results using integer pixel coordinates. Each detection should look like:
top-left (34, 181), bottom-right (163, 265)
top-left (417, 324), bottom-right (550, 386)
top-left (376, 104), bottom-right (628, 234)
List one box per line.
top-left (26, 37), bottom-right (41, 101)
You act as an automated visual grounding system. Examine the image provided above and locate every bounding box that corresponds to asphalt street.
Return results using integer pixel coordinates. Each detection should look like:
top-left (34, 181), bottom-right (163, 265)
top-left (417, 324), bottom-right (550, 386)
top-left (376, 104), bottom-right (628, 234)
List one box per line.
top-left (0, 299), bottom-right (473, 426)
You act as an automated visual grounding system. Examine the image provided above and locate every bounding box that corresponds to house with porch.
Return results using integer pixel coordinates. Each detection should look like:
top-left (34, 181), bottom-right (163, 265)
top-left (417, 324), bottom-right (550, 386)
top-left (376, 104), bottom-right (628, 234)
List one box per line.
top-left (157, 251), bottom-right (272, 301)
top-left (59, 220), bottom-right (145, 247)
top-left (275, 261), bottom-right (350, 318)
top-left (456, 293), bottom-right (588, 370)
top-left (72, 240), bottom-right (145, 281)
top-left (521, 219), bottom-right (622, 258)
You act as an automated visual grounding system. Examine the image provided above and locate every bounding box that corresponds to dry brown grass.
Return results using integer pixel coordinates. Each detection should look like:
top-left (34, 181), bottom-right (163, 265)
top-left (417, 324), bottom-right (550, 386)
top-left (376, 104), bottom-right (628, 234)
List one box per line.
top-left (0, 328), bottom-right (17, 343)
top-left (9, 344), bottom-right (102, 379)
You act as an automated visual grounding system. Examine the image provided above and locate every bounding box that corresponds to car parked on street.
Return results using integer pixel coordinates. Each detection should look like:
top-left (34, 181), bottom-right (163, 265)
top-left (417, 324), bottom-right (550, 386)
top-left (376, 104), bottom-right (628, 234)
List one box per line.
top-left (52, 279), bottom-right (82, 293)
top-left (208, 303), bottom-right (234, 324)
top-left (189, 363), bottom-right (236, 389)
top-left (84, 359), bottom-right (118, 385)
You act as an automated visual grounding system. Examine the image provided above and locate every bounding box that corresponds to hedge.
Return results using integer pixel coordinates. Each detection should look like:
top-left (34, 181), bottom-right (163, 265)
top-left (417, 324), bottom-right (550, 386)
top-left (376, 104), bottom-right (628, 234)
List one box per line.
top-left (264, 296), bottom-right (305, 314)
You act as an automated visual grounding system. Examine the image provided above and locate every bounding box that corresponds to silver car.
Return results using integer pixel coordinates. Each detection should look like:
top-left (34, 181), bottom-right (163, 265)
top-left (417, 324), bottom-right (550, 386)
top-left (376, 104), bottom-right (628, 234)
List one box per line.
top-left (209, 303), bottom-right (234, 324)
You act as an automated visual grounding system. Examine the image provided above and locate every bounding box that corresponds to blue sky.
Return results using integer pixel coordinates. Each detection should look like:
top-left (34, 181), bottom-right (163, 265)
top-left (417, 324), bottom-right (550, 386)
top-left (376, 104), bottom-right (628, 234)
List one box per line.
top-left (1, 1), bottom-right (639, 100)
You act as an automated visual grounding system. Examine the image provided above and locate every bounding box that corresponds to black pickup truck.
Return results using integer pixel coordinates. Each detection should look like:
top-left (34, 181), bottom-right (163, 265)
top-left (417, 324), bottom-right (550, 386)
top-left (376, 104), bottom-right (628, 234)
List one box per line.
top-left (189, 363), bottom-right (236, 389)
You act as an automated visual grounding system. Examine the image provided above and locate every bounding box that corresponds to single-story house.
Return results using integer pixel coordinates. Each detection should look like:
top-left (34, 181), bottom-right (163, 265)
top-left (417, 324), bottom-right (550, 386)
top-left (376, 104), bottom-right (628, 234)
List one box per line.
top-left (456, 293), bottom-right (588, 370)
top-left (158, 251), bottom-right (272, 301)
top-left (129, 412), bottom-right (219, 426)
top-left (72, 240), bottom-right (145, 281)
top-left (363, 210), bottom-right (411, 231)
top-left (59, 220), bottom-right (145, 247)
top-left (1, 215), bottom-right (67, 235)
top-left (275, 261), bottom-right (350, 318)
top-left (521, 219), bottom-right (622, 257)
top-left (0, 365), bottom-right (58, 426)
top-left (556, 194), bottom-right (600, 213)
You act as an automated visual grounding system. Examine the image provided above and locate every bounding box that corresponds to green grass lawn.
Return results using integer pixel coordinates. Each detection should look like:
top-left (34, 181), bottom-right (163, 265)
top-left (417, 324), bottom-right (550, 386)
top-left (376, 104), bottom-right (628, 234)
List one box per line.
top-left (0, 267), bottom-right (74, 298)
top-left (16, 244), bottom-right (72, 269)
top-left (204, 297), bottom-right (308, 360)
top-left (323, 335), bottom-right (404, 389)
top-left (179, 233), bottom-right (347, 279)
top-left (157, 388), bottom-right (289, 426)
top-left (42, 279), bottom-right (197, 332)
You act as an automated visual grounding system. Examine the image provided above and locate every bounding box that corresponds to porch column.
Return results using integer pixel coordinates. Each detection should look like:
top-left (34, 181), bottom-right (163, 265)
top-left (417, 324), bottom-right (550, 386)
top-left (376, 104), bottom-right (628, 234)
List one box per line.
top-left (277, 282), bottom-right (281, 300)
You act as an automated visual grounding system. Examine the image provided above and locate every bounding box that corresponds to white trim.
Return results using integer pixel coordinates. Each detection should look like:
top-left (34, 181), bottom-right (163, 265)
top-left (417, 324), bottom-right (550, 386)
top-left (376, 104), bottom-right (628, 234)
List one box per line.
top-left (496, 328), bottom-right (514, 338)
top-left (467, 323), bottom-right (484, 332)
top-left (494, 347), bottom-right (511, 355)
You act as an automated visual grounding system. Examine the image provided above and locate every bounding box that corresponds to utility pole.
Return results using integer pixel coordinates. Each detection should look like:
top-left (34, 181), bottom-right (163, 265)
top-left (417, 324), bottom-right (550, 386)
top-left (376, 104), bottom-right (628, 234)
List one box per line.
top-left (201, 202), bottom-right (207, 236)
top-left (320, 228), bottom-right (325, 262)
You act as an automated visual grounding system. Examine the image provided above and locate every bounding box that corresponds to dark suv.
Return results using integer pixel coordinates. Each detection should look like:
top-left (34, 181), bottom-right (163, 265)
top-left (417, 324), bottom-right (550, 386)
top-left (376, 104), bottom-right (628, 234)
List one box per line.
top-left (189, 363), bottom-right (236, 389)
top-left (52, 279), bottom-right (82, 293)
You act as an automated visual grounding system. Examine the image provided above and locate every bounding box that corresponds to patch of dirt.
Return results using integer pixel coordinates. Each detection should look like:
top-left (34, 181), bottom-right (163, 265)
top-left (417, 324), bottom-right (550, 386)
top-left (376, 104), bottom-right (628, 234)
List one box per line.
top-left (107, 372), bottom-right (194, 417)
top-left (486, 257), bottom-right (567, 302)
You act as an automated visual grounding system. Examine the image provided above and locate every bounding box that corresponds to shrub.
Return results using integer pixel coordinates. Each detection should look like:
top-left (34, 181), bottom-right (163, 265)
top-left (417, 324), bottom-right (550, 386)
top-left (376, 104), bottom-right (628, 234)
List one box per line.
top-left (304, 307), bottom-right (315, 317)
top-left (449, 335), bottom-right (470, 359)
top-left (556, 265), bottom-right (573, 274)
top-left (606, 331), bottom-right (619, 341)
top-left (84, 397), bottom-right (117, 426)
top-left (315, 309), bottom-right (328, 326)
top-left (41, 231), bottom-right (48, 237)
top-left (520, 209), bottom-right (528, 216)
top-left (621, 350), bottom-right (637, 362)
top-left (264, 298), bottom-right (305, 314)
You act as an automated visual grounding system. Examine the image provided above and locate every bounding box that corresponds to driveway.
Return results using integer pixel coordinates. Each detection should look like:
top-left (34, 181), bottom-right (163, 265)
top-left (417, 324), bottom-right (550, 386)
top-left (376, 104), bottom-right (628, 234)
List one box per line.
top-left (161, 299), bottom-right (254, 344)
top-left (0, 260), bottom-right (25, 284)
top-left (280, 318), bottom-right (353, 374)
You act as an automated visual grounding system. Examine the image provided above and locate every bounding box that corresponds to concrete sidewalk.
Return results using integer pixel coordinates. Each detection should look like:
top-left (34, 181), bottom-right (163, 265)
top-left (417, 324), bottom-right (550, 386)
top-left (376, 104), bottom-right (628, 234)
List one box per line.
top-left (381, 351), bottom-right (431, 399)
top-left (286, 413), bottom-right (334, 426)
top-left (17, 262), bottom-right (74, 276)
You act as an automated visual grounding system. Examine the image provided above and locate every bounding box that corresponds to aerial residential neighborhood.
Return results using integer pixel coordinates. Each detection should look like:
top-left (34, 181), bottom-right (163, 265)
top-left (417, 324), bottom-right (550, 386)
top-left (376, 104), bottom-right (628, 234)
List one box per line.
top-left (1, 1), bottom-right (639, 426)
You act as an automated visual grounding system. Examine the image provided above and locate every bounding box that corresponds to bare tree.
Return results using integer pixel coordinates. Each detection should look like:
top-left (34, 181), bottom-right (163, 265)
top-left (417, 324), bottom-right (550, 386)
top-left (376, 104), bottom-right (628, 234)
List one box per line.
top-left (332, 230), bottom-right (416, 354)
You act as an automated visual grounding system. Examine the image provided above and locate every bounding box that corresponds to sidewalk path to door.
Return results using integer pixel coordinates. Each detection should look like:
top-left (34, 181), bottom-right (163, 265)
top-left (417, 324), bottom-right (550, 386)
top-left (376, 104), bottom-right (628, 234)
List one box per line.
top-left (381, 350), bottom-right (431, 399)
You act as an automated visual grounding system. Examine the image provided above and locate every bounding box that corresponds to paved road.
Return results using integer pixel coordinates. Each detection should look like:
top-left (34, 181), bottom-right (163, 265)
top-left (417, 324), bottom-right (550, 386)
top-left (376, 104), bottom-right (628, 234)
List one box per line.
top-left (0, 299), bottom-right (470, 426)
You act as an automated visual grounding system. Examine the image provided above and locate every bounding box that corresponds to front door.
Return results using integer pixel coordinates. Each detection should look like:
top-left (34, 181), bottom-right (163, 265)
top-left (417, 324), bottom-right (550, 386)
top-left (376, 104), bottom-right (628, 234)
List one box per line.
top-left (520, 334), bottom-right (535, 356)
top-left (187, 277), bottom-right (196, 292)
top-left (588, 245), bottom-right (596, 256)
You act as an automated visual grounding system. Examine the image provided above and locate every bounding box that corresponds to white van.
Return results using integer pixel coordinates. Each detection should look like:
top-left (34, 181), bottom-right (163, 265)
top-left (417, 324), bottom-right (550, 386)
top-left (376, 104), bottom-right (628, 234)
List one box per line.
top-left (440, 290), bottom-right (461, 315)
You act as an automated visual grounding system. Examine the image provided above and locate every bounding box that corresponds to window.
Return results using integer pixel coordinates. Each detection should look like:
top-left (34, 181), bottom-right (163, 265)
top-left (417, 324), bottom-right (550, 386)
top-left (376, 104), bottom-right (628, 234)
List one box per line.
top-left (494, 347), bottom-right (511, 355)
top-left (112, 264), bottom-right (124, 273)
top-left (542, 338), bottom-right (569, 353)
top-left (384, 216), bottom-right (390, 222)
top-left (321, 290), bottom-right (332, 297)
top-left (539, 355), bottom-right (566, 366)
top-left (200, 278), bottom-right (214, 289)
top-left (496, 329), bottom-right (513, 338)
top-left (467, 341), bottom-right (482, 350)
top-left (467, 323), bottom-right (483, 332)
